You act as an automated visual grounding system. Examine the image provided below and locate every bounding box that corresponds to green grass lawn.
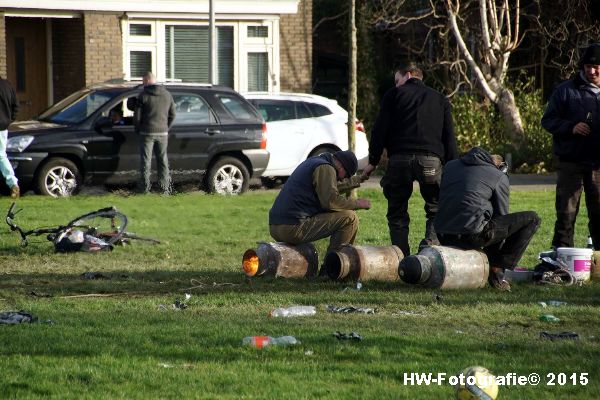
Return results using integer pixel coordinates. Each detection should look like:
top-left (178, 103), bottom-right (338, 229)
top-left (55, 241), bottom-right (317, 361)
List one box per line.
top-left (0, 189), bottom-right (599, 399)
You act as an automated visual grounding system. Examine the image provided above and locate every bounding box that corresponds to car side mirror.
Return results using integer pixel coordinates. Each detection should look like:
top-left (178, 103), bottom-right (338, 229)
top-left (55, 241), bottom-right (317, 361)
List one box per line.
top-left (94, 116), bottom-right (113, 133)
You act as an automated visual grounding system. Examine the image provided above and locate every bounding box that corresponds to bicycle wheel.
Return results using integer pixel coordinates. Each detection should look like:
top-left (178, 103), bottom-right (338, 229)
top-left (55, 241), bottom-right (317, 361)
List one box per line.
top-left (67, 207), bottom-right (128, 245)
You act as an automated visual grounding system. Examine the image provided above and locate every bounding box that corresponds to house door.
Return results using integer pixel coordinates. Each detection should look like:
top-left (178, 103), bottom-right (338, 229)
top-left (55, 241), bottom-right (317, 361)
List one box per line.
top-left (6, 17), bottom-right (48, 121)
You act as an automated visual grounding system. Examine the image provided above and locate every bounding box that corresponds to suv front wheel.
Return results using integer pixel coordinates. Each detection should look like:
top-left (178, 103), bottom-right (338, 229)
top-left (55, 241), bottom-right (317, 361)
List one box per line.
top-left (206, 156), bottom-right (249, 195)
top-left (36, 157), bottom-right (82, 197)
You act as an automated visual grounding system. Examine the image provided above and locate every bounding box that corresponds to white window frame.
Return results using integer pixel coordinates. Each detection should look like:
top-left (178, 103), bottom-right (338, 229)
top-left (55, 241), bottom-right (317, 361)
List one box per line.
top-left (127, 22), bottom-right (156, 43)
top-left (122, 18), bottom-right (280, 92)
top-left (125, 46), bottom-right (156, 80)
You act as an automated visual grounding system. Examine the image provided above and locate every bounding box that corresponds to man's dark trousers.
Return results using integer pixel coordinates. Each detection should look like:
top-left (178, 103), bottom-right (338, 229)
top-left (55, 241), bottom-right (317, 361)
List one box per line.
top-left (438, 211), bottom-right (541, 270)
top-left (381, 153), bottom-right (442, 256)
top-left (553, 160), bottom-right (600, 249)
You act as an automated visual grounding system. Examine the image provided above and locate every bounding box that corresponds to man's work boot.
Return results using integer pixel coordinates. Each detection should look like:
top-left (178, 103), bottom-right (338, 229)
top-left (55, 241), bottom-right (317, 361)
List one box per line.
top-left (10, 185), bottom-right (20, 199)
top-left (488, 267), bottom-right (511, 291)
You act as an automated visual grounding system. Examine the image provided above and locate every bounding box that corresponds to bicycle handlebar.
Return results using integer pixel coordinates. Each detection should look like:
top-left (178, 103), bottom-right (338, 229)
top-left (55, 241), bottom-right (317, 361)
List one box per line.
top-left (5, 202), bottom-right (28, 244)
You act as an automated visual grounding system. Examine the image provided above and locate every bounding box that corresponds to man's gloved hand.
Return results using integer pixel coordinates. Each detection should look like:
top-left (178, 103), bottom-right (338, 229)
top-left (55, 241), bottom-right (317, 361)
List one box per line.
top-left (337, 175), bottom-right (365, 194)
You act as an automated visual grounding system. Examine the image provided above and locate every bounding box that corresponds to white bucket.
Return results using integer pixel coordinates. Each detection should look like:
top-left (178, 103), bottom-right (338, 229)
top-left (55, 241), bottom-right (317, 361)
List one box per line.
top-left (557, 247), bottom-right (593, 282)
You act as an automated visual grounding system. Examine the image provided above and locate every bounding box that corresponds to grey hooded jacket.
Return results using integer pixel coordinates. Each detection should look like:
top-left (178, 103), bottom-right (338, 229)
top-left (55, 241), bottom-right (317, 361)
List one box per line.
top-left (434, 147), bottom-right (509, 235)
top-left (134, 85), bottom-right (176, 135)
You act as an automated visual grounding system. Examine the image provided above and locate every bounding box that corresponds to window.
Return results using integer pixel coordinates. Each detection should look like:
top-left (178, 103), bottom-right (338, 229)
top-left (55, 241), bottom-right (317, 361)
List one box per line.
top-left (217, 95), bottom-right (256, 121)
top-left (295, 102), bottom-right (312, 119)
top-left (130, 51), bottom-right (152, 78)
top-left (130, 24), bottom-right (152, 37)
top-left (305, 102), bottom-right (332, 117)
top-left (253, 100), bottom-right (295, 122)
top-left (172, 94), bottom-right (216, 125)
top-left (165, 25), bottom-right (233, 86)
top-left (247, 26), bottom-right (269, 38)
top-left (248, 52), bottom-right (268, 91)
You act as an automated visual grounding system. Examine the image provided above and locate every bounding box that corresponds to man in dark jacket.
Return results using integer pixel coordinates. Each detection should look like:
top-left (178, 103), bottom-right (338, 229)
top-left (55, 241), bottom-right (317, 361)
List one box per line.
top-left (269, 151), bottom-right (371, 259)
top-left (541, 42), bottom-right (600, 250)
top-left (434, 147), bottom-right (541, 290)
top-left (362, 61), bottom-right (458, 256)
top-left (134, 72), bottom-right (176, 194)
top-left (0, 76), bottom-right (19, 198)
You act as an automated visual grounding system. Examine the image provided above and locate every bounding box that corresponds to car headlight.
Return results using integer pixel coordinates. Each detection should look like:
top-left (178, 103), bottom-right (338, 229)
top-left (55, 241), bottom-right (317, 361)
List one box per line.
top-left (7, 135), bottom-right (34, 152)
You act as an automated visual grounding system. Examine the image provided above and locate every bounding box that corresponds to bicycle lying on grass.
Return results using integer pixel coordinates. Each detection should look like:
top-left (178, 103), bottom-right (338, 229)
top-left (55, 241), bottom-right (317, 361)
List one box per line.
top-left (6, 203), bottom-right (160, 252)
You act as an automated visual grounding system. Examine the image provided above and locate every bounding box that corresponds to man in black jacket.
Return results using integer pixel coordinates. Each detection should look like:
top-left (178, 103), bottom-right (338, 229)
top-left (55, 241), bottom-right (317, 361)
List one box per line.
top-left (363, 61), bottom-right (457, 256)
top-left (134, 72), bottom-right (176, 194)
top-left (0, 76), bottom-right (19, 198)
top-left (541, 42), bottom-right (600, 250)
top-left (434, 147), bottom-right (541, 290)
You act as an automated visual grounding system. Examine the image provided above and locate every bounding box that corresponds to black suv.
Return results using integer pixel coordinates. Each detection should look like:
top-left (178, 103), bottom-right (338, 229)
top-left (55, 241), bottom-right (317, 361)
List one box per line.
top-left (7, 82), bottom-right (269, 197)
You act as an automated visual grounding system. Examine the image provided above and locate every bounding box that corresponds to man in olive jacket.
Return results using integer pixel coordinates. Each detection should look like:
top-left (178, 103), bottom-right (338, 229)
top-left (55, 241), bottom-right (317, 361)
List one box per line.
top-left (269, 151), bottom-right (371, 265)
top-left (134, 72), bottom-right (176, 194)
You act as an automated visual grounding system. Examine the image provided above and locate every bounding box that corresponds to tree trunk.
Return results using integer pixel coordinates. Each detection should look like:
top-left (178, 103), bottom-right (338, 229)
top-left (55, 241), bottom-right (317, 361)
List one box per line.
top-left (496, 88), bottom-right (525, 148)
top-left (348, 0), bottom-right (357, 198)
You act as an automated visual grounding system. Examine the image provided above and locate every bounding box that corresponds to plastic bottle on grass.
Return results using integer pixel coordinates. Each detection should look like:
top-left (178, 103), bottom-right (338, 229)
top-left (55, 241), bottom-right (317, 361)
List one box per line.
top-left (269, 306), bottom-right (316, 317)
top-left (242, 336), bottom-right (299, 348)
top-left (540, 314), bottom-right (560, 322)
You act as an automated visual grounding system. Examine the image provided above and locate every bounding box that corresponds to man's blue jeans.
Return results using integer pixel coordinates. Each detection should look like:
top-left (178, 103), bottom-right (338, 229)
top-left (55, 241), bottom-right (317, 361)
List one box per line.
top-left (0, 129), bottom-right (17, 188)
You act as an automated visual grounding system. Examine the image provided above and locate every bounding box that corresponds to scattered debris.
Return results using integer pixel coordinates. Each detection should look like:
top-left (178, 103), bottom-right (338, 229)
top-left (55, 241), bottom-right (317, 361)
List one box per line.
top-left (30, 291), bottom-right (53, 298)
top-left (81, 272), bottom-right (109, 280)
top-left (342, 281), bottom-right (363, 292)
top-left (539, 314), bottom-right (560, 322)
top-left (546, 300), bottom-right (567, 306)
top-left (392, 310), bottom-right (425, 317)
top-left (333, 331), bottom-right (363, 341)
top-left (540, 331), bottom-right (579, 341)
top-left (326, 305), bottom-right (375, 314)
top-left (432, 293), bottom-right (444, 303)
top-left (0, 311), bottom-right (37, 324)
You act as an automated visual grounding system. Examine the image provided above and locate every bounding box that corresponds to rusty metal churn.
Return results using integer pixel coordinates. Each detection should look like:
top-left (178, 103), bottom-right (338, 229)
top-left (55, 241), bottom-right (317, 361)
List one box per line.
top-left (242, 242), bottom-right (319, 278)
top-left (398, 245), bottom-right (489, 289)
top-left (324, 244), bottom-right (403, 281)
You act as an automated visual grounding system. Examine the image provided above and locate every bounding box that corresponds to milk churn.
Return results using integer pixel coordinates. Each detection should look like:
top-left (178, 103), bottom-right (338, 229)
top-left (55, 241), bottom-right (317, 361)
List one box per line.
top-left (324, 244), bottom-right (403, 281)
top-left (242, 242), bottom-right (318, 278)
top-left (398, 245), bottom-right (489, 289)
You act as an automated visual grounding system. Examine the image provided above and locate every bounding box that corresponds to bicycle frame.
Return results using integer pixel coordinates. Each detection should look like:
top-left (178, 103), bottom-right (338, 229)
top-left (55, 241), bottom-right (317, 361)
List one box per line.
top-left (6, 202), bottom-right (69, 246)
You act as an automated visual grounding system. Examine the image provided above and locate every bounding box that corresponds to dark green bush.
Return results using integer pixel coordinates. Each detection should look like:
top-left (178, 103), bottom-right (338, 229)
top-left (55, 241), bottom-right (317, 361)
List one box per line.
top-left (450, 77), bottom-right (555, 172)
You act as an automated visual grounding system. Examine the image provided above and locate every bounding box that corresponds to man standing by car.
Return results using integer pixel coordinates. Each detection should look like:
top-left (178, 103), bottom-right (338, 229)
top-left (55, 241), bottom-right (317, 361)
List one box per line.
top-left (434, 147), bottom-right (541, 291)
top-left (134, 72), bottom-right (176, 194)
top-left (542, 42), bottom-right (600, 250)
top-left (269, 151), bottom-right (371, 263)
top-left (362, 61), bottom-right (457, 256)
top-left (0, 75), bottom-right (19, 198)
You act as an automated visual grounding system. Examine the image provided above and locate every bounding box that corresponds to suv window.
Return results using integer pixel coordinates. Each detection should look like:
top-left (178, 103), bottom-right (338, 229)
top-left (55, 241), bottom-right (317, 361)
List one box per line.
top-left (295, 102), bottom-right (312, 119)
top-left (39, 89), bottom-right (121, 124)
top-left (305, 102), bottom-right (332, 118)
top-left (251, 100), bottom-right (295, 122)
top-left (217, 94), bottom-right (257, 121)
top-left (173, 94), bottom-right (216, 125)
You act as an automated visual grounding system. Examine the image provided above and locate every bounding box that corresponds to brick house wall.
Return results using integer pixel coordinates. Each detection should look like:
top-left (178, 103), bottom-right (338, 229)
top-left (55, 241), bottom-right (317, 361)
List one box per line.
top-left (83, 13), bottom-right (123, 86)
top-left (279, 0), bottom-right (312, 93)
top-left (52, 18), bottom-right (85, 103)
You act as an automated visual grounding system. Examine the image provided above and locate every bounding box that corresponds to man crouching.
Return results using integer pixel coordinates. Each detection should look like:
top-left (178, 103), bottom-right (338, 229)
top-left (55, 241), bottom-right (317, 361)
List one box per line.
top-left (434, 147), bottom-right (541, 291)
top-left (269, 151), bottom-right (371, 260)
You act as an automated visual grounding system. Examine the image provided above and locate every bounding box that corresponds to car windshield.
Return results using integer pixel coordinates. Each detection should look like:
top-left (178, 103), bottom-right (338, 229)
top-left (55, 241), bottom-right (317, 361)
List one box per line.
top-left (38, 88), bottom-right (124, 125)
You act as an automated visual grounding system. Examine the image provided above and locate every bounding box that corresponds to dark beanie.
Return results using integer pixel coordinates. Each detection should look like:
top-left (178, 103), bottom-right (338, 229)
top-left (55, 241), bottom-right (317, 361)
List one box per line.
top-left (334, 150), bottom-right (358, 176)
top-left (580, 43), bottom-right (600, 68)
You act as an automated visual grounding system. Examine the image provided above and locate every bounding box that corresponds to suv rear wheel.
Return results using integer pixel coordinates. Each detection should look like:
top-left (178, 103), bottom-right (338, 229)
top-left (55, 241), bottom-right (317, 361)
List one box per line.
top-left (206, 156), bottom-right (249, 195)
top-left (36, 157), bottom-right (82, 197)
top-left (309, 145), bottom-right (338, 158)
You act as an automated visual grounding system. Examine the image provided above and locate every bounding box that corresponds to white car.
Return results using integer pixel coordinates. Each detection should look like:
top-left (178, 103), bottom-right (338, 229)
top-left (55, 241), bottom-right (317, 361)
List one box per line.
top-left (243, 92), bottom-right (369, 185)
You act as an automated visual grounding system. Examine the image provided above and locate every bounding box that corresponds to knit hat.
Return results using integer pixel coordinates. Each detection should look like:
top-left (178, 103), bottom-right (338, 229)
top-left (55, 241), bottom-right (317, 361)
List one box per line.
top-left (579, 43), bottom-right (600, 68)
top-left (334, 150), bottom-right (358, 176)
